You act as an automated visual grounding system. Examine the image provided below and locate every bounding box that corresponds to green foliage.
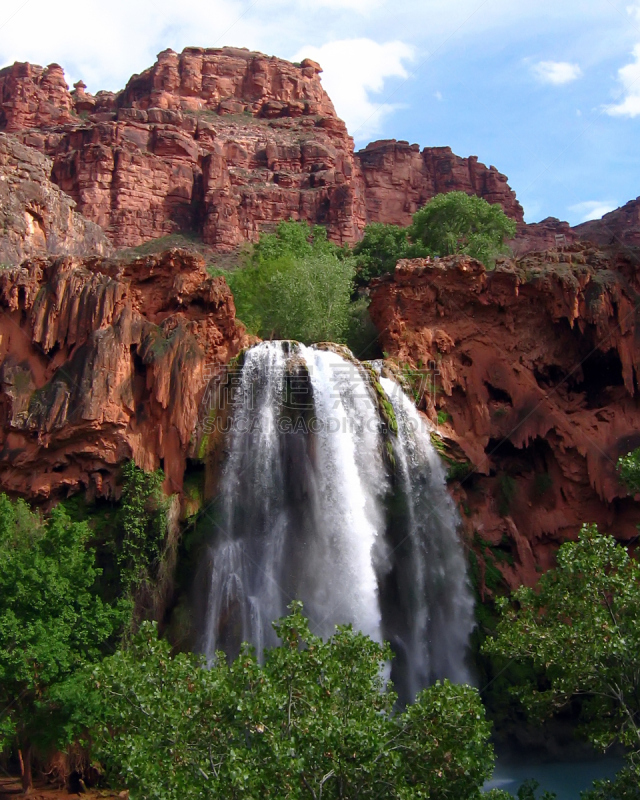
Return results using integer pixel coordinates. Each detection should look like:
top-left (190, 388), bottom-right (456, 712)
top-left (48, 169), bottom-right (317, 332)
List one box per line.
top-left (408, 192), bottom-right (516, 268)
top-left (436, 410), bottom-right (450, 426)
top-left (118, 461), bottom-right (168, 591)
top-left (352, 223), bottom-right (426, 284)
top-left (345, 297), bottom-right (380, 359)
top-left (485, 525), bottom-right (640, 753)
top-left (0, 495), bottom-right (129, 771)
top-left (227, 220), bottom-right (356, 344)
top-left (617, 447), bottom-right (640, 494)
top-left (89, 603), bottom-right (495, 799)
top-left (581, 760), bottom-right (640, 799)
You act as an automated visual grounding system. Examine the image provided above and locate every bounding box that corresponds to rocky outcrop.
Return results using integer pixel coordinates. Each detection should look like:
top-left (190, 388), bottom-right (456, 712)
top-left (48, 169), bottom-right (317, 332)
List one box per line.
top-left (1, 48), bottom-right (366, 250)
top-left (369, 246), bottom-right (640, 589)
top-left (0, 132), bottom-right (111, 265)
top-left (355, 139), bottom-right (524, 226)
top-left (0, 249), bottom-right (248, 500)
top-left (510, 217), bottom-right (578, 257)
top-left (0, 62), bottom-right (75, 131)
top-left (573, 197), bottom-right (640, 248)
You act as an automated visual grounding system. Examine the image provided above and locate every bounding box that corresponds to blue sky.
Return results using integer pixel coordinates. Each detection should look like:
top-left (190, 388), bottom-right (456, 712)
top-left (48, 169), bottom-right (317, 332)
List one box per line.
top-left (1, 0), bottom-right (639, 224)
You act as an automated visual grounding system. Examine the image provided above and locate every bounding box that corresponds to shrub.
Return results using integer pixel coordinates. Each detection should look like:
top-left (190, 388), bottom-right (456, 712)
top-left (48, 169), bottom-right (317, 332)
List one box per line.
top-left (0, 496), bottom-right (129, 791)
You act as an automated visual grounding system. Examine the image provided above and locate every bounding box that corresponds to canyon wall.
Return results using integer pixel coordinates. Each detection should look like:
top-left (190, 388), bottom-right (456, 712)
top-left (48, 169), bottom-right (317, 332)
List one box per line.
top-left (0, 132), bottom-right (111, 264)
top-left (573, 197), bottom-right (640, 248)
top-left (0, 249), bottom-right (248, 501)
top-left (355, 139), bottom-right (524, 226)
top-left (369, 246), bottom-right (640, 589)
top-left (1, 49), bottom-right (366, 250)
top-left (0, 49), bottom-right (526, 254)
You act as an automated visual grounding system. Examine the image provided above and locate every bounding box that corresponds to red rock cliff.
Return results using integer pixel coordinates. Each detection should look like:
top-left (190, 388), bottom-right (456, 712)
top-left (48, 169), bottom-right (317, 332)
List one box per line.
top-left (1, 48), bottom-right (538, 254)
top-left (1, 48), bottom-right (366, 250)
top-left (0, 249), bottom-right (248, 500)
top-left (0, 132), bottom-right (112, 264)
top-left (370, 246), bottom-right (640, 590)
top-left (355, 139), bottom-right (524, 226)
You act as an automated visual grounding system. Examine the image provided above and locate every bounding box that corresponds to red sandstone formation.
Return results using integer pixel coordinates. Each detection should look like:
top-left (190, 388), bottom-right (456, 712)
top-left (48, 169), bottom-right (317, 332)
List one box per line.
top-left (0, 62), bottom-right (75, 131)
top-left (573, 197), bottom-right (640, 248)
top-left (355, 139), bottom-right (524, 226)
top-left (0, 49), bottom-right (535, 254)
top-left (0, 48), bottom-right (366, 250)
top-left (369, 247), bottom-right (640, 590)
top-left (0, 132), bottom-right (111, 264)
top-left (0, 249), bottom-right (248, 500)
top-left (509, 217), bottom-right (577, 257)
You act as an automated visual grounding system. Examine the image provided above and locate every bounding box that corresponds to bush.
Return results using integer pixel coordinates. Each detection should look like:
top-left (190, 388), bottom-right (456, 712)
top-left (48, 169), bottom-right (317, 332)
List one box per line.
top-left (352, 222), bottom-right (425, 284)
top-left (117, 461), bottom-right (168, 591)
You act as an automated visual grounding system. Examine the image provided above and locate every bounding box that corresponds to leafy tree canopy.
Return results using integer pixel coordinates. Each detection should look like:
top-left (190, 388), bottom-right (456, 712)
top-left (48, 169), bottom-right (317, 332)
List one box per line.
top-left (0, 496), bottom-right (129, 790)
top-left (89, 603), bottom-right (495, 800)
top-left (352, 223), bottom-right (425, 284)
top-left (409, 191), bottom-right (517, 267)
top-left (617, 447), bottom-right (640, 495)
top-left (352, 193), bottom-right (516, 285)
top-left (485, 524), bottom-right (640, 796)
top-left (225, 220), bottom-right (356, 345)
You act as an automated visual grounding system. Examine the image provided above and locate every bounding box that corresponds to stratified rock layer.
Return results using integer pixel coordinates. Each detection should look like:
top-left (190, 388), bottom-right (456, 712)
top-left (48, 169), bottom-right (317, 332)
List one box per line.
top-left (0, 249), bottom-right (248, 500)
top-left (1, 48), bottom-right (366, 249)
top-left (0, 132), bottom-right (112, 264)
top-left (369, 247), bottom-right (640, 589)
top-left (1, 49), bottom-right (528, 251)
top-left (355, 139), bottom-right (524, 226)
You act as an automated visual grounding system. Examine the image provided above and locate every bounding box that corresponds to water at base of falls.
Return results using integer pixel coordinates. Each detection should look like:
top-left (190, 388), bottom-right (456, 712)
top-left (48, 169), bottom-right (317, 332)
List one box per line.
top-left (201, 341), bottom-right (475, 701)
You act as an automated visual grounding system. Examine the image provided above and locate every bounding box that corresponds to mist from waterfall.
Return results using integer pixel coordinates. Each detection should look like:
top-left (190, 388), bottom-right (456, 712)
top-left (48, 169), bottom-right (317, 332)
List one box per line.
top-left (201, 340), bottom-right (474, 700)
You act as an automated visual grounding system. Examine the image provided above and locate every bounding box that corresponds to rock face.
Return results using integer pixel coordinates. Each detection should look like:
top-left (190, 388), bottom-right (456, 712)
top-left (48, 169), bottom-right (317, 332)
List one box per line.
top-left (0, 49), bottom-right (533, 253)
top-left (0, 132), bottom-right (112, 265)
top-left (1, 48), bottom-right (366, 249)
top-left (354, 139), bottom-right (524, 226)
top-left (0, 249), bottom-right (248, 500)
top-left (573, 197), bottom-right (640, 248)
top-left (369, 246), bottom-right (640, 589)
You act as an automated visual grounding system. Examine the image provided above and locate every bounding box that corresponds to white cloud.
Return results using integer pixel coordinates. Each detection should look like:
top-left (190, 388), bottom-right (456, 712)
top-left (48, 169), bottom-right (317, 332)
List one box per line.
top-left (604, 2), bottom-right (640, 117)
top-left (304, 0), bottom-right (386, 10)
top-left (531, 60), bottom-right (582, 85)
top-left (569, 200), bottom-right (617, 222)
top-left (606, 42), bottom-right (640, 117)
top-left (434, 90), bottom-right (443, 101)
top-left (292, 38), bottom-right (414, 141)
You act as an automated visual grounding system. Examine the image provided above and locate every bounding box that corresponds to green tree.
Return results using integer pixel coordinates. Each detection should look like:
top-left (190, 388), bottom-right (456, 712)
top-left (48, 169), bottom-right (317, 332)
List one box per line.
top-left (485, 525), bottom-right (640, 795)
top-left (409, 191), bottom-right (516, 267)
top-left (352, 223), bottom-right (422, 284)
top-left (226, 221), bottom-right (356, 344)
top-left (0, 496), bottom-right (128, 791)
top-left (89, 603), bottom-right (495, 799)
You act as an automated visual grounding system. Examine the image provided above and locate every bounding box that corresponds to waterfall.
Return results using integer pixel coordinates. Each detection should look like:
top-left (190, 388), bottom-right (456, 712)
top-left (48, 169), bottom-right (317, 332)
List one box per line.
top-left (379, 377), bottom-right (475, 696)
top-left (201, 341), bottom-right (474, 699)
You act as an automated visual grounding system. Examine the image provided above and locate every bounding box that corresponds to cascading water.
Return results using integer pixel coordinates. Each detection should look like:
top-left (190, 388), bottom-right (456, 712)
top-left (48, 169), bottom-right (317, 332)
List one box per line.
top-left (379, 377), bottom-right (475, 696)
top-left (201, 340), bottom-right (474, 700)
